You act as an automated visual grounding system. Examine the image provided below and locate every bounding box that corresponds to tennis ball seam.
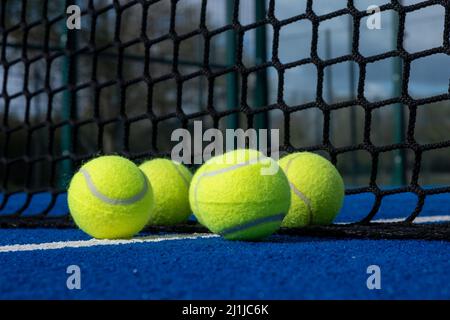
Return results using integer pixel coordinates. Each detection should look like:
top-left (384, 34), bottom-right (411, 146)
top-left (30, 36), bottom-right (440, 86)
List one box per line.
top-left (219, 213), bottom-right (286, 237)
top-left (68, 194), bottom-right (148, 216)
top-left (200, 155), bottom-right (265, 177)
top-left (68, 155), bottom-right (153, 239)
top-left (195, 200), bottom-right (286, 205)
top-left (192, 155), bottom-right (265, 216)
top-left (170, 161), bottom-right (190, 188)
top-left (284, 154), bottom-right (313, 225)
top-left (80, 168), bottom-right (149, 205)
top-left (192, 154), bottom-right (286, 235)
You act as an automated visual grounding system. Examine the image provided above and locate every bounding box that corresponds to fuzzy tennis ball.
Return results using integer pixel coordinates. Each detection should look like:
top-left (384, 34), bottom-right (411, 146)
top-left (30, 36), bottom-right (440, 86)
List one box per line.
top-left (67, 155), bottom-right (154, 239)
top-left (139, 158), bottom-right (192, 225)
top-left (189, 149), bottom-right (291, 241)
top-left (278, 152), bottom-right (345, 228)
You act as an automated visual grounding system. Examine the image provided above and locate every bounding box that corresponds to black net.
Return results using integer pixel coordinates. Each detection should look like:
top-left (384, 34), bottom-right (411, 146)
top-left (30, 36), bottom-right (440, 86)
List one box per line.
top-left (1, 0), bottom-right (449, 240)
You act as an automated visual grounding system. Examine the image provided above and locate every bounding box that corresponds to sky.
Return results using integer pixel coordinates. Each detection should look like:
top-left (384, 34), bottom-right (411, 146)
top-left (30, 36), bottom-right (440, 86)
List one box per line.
top-left (247, 0), bottom-right (449, 103)
top-left (1, 0), bottom-right (449, 115)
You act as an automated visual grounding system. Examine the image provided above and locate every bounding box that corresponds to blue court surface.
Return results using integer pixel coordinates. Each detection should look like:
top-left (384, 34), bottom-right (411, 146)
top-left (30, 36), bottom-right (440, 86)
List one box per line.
top-left (0, 193), bottom-right (449, 300)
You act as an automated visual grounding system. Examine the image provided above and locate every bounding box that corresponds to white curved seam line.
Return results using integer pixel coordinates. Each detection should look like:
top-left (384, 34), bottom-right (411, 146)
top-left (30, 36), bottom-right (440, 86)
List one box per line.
top-left (171, 162), bottom-right (190, 187)
top-left (219, 213), bottom-right (285, 236)
top-left (193, 156), bottom-right (265, 216)
top-left (289, 182), bottom-right (313, 221)
top-left (284, 155), bottom-right (313, 224)
top-left (200, 156), bottom-right (266, 177)
top-left (81, 168), bottom-right (148, 205)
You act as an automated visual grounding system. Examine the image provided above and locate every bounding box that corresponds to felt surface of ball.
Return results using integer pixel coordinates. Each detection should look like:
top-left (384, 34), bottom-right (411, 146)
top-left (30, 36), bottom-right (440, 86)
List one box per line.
top-left (189, 149), bottom-right (291, 241)
top-left (139, 159), bottom-right (192, 225)
top-left (278, 152), bottom-right (345, 228)
top-left (68, 155), bottom-right (153, 239)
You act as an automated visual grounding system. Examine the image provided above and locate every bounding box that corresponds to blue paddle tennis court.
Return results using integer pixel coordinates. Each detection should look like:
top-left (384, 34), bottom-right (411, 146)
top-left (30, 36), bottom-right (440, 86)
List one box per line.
top-left (1, 193), bottom-right (449, 300)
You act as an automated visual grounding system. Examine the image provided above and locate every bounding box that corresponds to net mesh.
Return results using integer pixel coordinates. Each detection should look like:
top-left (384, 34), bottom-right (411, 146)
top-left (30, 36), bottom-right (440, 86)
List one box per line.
top-left (1, 0), bottom-right (449, 240)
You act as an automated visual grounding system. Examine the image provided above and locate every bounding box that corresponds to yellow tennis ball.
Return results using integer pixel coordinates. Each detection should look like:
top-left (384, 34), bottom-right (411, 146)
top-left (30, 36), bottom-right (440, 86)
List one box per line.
top-left (67, 155), bottom-right (154, 239)
top-left (189, 149), bottom-right (291, 241)
top-left (139, 158), bottom-right (192, 226)
top-left (278, 152), bottom-right (345, 227)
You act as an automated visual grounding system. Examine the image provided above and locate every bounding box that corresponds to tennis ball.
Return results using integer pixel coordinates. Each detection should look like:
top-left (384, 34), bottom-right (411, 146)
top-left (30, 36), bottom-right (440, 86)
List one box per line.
top-left (139, 158), bottom-right (192, 225)
top-left (67, 155), bottom-right (154, 239)
top-left (278, 152), bottom-right (345, 227)
top-left (189, 149), bottom-right (291, 241)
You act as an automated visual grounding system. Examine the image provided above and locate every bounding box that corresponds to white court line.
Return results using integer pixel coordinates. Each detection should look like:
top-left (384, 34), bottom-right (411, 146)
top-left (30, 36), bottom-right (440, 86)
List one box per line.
top-left (373, 215), bottom-right (450, 224)
top-left (0, 233), bottom-right (219, 253)
top-left (337, 215), bottom-right (450, 225)
top-left (1, 215), bottom-right (449, 253)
